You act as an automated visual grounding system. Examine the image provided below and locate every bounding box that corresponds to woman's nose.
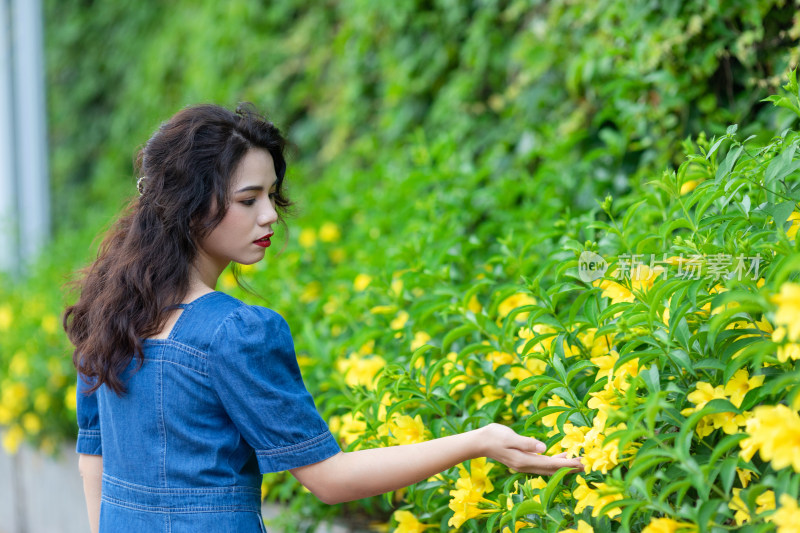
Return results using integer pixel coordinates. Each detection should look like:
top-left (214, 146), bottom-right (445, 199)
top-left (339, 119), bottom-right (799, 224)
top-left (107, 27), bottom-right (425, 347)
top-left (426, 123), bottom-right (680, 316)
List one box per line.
top-left (258, 201), bottom-right (278, 226)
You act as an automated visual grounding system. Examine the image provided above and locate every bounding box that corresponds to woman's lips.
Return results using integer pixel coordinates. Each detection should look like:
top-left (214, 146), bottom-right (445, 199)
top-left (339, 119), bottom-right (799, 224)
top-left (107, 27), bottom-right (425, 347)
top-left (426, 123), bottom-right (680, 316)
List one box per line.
top-left (253, 233), bottom-right (273, 248)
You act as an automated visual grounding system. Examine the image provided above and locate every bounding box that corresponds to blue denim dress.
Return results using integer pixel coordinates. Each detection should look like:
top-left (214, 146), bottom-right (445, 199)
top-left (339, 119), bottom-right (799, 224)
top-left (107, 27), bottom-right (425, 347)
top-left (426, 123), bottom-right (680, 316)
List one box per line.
top-left (75, 291), bottom-right (341, 532)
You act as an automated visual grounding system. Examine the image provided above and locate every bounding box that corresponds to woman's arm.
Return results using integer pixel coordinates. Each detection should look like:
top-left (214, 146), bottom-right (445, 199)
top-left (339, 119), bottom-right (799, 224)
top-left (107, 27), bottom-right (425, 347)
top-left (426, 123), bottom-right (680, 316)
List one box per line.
top-left (78, 453), bottom-right (103, 533)
top-left (290, 423), bottom-right (583, 505)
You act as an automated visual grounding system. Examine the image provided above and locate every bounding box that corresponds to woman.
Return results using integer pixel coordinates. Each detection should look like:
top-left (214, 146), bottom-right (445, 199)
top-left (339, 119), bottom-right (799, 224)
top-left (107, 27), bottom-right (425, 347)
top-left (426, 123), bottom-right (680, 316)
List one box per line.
top-left (64, 103), bottom-right (583, 533)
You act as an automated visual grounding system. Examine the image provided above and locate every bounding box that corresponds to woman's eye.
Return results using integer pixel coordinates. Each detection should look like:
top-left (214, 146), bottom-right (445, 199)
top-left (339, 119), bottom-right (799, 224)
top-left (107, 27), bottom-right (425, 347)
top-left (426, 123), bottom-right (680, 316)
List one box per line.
top-left (241, 198), bottom-right (256, 206)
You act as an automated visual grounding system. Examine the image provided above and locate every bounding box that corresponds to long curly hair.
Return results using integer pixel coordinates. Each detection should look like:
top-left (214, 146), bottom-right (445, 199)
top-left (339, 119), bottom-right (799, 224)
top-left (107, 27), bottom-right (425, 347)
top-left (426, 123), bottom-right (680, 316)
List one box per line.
top-left (64, 103), bottom-right (293, 395)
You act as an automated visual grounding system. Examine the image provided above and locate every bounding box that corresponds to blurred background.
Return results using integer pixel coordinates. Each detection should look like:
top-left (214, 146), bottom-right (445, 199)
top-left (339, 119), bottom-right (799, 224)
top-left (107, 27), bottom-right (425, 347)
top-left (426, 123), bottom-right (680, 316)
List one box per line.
top-left (1, 1), bottom-right (799, 532)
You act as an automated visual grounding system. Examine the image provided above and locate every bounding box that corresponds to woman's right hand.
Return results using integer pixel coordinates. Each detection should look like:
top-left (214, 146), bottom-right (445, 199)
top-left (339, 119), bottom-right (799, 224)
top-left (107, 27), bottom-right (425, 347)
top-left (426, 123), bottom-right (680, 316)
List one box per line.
top-left (478, 423), bottom-right (585, 475)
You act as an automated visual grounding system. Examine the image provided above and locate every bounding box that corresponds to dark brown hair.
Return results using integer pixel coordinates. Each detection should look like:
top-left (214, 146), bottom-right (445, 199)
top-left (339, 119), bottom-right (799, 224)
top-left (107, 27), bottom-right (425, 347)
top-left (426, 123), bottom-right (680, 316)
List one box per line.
top-left (64, 103), bottom-right (292, 394)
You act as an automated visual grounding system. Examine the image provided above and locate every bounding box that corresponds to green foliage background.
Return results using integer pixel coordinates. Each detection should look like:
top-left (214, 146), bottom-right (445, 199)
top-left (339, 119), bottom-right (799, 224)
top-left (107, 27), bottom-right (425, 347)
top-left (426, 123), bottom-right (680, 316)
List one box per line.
top-left (0, 1), bottom-right (799, 531)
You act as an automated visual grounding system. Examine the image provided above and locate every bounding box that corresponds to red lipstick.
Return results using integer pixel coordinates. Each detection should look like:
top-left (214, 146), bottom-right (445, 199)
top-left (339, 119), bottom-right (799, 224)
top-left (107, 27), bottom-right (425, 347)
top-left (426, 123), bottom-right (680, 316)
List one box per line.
top-left (253, 232), bottom-right (273, 248)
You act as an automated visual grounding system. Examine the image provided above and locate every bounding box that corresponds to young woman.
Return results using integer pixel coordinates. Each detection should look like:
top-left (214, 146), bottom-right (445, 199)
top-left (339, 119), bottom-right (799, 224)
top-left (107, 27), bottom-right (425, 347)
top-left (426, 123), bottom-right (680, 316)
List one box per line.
top-left (64, 103), bottom-right (583, 533)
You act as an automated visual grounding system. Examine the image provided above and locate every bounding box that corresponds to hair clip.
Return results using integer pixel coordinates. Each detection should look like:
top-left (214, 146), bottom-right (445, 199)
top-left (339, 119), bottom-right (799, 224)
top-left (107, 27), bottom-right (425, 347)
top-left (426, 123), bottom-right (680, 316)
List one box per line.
top-left (136, 176), bottom-right (147, 195)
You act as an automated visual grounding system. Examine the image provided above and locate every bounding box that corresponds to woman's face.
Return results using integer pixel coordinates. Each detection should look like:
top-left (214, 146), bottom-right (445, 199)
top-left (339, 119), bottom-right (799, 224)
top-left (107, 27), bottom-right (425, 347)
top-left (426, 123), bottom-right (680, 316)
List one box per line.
top-left (195, 148), bottom-right (279, 278)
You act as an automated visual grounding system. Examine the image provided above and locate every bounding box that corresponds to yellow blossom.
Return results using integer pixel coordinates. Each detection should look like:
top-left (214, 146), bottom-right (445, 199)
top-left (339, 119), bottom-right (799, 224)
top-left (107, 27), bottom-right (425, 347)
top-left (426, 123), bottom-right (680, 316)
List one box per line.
top-left (786, 211), bottom-right (800, 240)
top-left (299, 281), bottom-right (321, 303)
top-left (370, 305), bottom-right (395, 315)
top-left (467, 294), bottom-right (482, 314)
top-left (487, 351), bottom-right (516, 370)
top-left (457, 457), bottom-right (495, 494)
top-left (724, 369), bottom-right (764, 408)
top-left (737, 467), bottom-right (756, 488)
top-left (391, 277), bottom-right (404, 297)
top-left (641, 517), bottom-right (697, 533)
top-left (770, 494), bottom-right (800, 533)
top-left (578, 328), bottom-right (616, 358)
top-left (298, 228), bottom-right (316, 248)
top-left (772, 282), bottom-right (800, 341)
top-left (41, 313), bottom-right (59, 335)
top-left (497, 292), bottom-right (537, 321)
top-left (21, 412), bottom-right (41, 435)
top-left (410, 331), bottom-right (431, 351)
top-left (541, 396), bottom-right (568, 432)
top-left (392, 510), bottom-right (432, 533)
top-left (475, 385), bottom-right (506, 409)
top-left (353, 273), bottom-right (372, 291)
top-left (318, 222), bottom-right (340, 242)
top-left (337, 353), bottom-right (386, 388)
top-left (594, 279), bottom-right (634, 304)
top-left (219, 270), bottom-right (236, 290)
top-left (9, 351), bottom-right (29, 376)
top-left (1, 425), bottom-right (24, 454)
top-left (560, 423), bottom-right (590, 457)
top-left (559, 520), bottom-right (594, 533)
top-left (0, 304), bottom-right (12, 330)
top-left (390, 311), bottom-right (409, 330)
top-left (573, 476), bottom-right (623, 518)
top-left (332, 412), bottom-right (367, 446)
top-left (447, 475), bottom-right (498, 528)
top-left (387, 414), bottom-right (427, 445)
top-left (65, 384), bottom-right (77, 411)
top-left (680, 179), bottom-right (701, 195)
top-left (777, 341), bottom-right (800, 363)
top-left (740, 404), bottom-right (800, 472)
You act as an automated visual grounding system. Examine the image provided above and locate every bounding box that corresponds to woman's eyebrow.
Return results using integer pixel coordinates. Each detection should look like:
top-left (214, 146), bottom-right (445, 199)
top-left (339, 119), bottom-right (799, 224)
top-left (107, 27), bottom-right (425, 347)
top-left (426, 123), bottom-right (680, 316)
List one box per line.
top-left (234, 185), bottom-right (264, 193)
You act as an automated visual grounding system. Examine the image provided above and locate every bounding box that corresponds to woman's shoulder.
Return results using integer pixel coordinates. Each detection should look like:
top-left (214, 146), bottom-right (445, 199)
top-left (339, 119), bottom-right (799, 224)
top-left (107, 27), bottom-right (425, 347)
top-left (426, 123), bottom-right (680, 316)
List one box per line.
top-left (201, 292), bottom-right (290, 340)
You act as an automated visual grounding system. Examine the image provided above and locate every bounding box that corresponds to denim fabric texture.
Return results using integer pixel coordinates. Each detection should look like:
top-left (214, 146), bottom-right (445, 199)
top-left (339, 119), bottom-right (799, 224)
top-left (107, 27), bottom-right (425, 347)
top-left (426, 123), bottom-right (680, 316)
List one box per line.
top-left (75, 291), bottom-right (341, 532)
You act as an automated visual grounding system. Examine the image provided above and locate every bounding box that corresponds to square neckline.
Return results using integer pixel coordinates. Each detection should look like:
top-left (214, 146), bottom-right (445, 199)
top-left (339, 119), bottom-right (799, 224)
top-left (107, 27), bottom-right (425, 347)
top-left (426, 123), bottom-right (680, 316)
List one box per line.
top-left (142, 291), bottom-right (221, 343)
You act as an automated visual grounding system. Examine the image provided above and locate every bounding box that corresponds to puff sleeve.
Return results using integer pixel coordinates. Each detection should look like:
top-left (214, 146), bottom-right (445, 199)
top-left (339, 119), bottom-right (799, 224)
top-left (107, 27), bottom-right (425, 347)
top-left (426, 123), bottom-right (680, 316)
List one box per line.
top-left (208, 305), bottom-right (341, 473)
top-left (75, 373), bottom-right (102, 455)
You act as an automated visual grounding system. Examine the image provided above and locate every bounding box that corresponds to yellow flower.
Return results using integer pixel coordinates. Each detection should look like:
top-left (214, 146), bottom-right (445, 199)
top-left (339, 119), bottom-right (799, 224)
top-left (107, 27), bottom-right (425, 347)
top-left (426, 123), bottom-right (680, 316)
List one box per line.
top-left (9, 351), bottom-right (29, 376)
top-left (2, 381), bottom-right (29, 413)
top-left (594, 279), bottom-right (634, 304)
top-left (65, 384), bottom-right (77, 411)
top-left (577, 328), bottom-right (616, 358)
top-left (560, 423), bottom-right (590, 457)
top-left (0, 304), bottom-right (12, 330)
top-left (475, 385), bottom-right (506, 409)
top-left (740, 404), bottom-right (800, 472)
top-left (467, 294), bottom-right (482, 314)
top-left (729, 488), bottom-right (751, 525)
top-left (21, 412), bottom-right (42, 435)
top-left (353, 273), bottom-right (372, 291)
top-left (299, 281), bottom-right (321, 303)
top-left (641, 517), bottom-right (697, 533)
top-left (770, 494), bottom-right (800, 533)
top-left (573, 476), bottom-right (622, 518)
top-left (370, 305), bottom-right (396, 315)
top-left (447, 476), bottom-right (498, 528)
top-left (318, 222), bottom-right (340, 243)
top-left (393, 510), bottom-right (432, 533)
top-left (333, 412), bottom-right (367, 446)
top-left (410, 331), bottom-right (431, 351)
top-left (390, 311), bottom-right (409, 330)
top-left (486, 351), bottom-right (516, 370)
top-left (736, 467), bottom-right (756, 488)
top-left (391, 277), bottom-right (404, 297)
top-left (337, 353), bottom-right (386, 388)
top-left (41, 313), bottom-right (59, 335)
top-left (683, 382), bottom-right (726, 412)
top-left (329, 248), bottom-right (345, 263)
top-left (219, 270), bottom-right (236, 290)
top-left (723, 369), bottom-right (764, 408)
top-left (298, 228), bottom-right (316, 248)
top-left (497, 292), bottom-right (537, 321)
top-left (388, 414), bottom-right (427, 445)
top-left (1, 425), bottom-right (24, 454)
top-left (772, 282), bottom-right (800, 341)
top-left (559, 519), bottom-right (594, 533)
top-left (777, 341), bottom-right (800, 363)
top-left (786, 211), bottom-right (800, 240)
top-left (457, 457), bottom-right (495, 495)
top-left (680, 179), bottom-right (701, 195)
